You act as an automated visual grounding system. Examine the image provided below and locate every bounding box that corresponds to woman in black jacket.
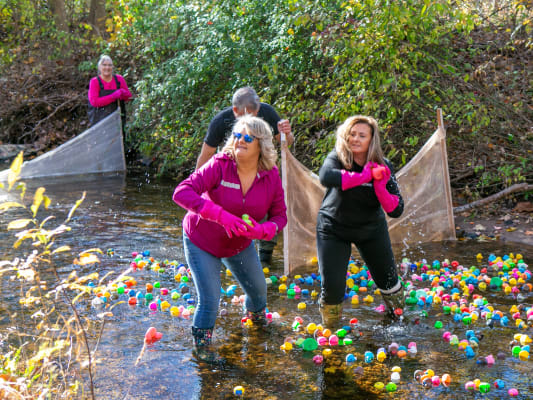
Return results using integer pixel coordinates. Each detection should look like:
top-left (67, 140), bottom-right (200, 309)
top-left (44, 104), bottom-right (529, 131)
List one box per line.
top-left (316, 115), bottom-right (404, 327)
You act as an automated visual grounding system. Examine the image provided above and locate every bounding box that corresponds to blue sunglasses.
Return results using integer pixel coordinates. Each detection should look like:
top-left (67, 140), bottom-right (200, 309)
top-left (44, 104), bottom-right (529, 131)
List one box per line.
top-left (233, 132), bottom-right (256, 143)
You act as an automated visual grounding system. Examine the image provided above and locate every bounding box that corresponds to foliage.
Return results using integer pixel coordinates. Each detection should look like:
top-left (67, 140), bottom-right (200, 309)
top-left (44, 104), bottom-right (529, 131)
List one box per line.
top-left (112, 0), bottom-right (531, 197)
top-left (0, 153), bottom-right (130, 399)
top-left (0, 0), bottom-right (531, 200)
top-left (0, 0), bottom-right (105, 148)
top-left (0, 0), bottom-right (103, 66)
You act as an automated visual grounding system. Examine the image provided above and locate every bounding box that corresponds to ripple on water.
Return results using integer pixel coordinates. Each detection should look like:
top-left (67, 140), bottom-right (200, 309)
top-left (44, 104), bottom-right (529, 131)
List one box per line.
top-left (1, 173), bottom-right (532, 399)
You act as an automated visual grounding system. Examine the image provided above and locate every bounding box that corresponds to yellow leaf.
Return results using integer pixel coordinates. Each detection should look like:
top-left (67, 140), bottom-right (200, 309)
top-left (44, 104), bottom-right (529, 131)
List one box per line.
top-left (8, 219), bottom-right (33, 230)
top-left (109, 301), bottom-right (125, 311)
top-left (17, 182), bottom-right (26, 200)
top-left (73, 253), bottom-right (100, 265)
top-left (8, 152), bottom-right (23, 187)
top-left (9, 151), bottom-right (24, 175)
top-left (66, 192), bottom-right (86, 222)
top-left (36, 234), bottom-right (47, 244)
top-left (77, 272), bottom-right (99, 283)
top-left (506, 227), bottom-right (517, 232)
top-left (43, 195), bottom-right (51, 209)
top-left (97, 311), bottom-right (114, 318)
top-left (8, 172), bottom-right (19, 191)
top-left (52, 245), bottom-right (71, 254)
top-left (31, 187), bottom-right (45, 217)
top-left (40, 215), bottom-right (55, 228)
top-left (72, 291), bottom-right (88, 304)
top-left (69, 283), bottom-right (90, 292)
top-left (0, 201), bottom-right (25, 212)
top-left (29, 340), bottom-right (69, 366)
top-left (80, 248), bottom-right (103, 255)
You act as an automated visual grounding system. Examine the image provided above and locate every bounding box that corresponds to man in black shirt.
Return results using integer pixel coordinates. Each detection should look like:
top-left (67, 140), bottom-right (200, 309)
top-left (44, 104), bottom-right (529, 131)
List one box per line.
top-left (195, 87), bottom-right (293, 263)
top-left (196, 87), bottom-right (293, 169)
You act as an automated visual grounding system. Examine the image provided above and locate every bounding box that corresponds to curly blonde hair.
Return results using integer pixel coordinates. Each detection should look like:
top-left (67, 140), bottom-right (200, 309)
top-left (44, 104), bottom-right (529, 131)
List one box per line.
top-left (335, 115), bottom-right (385, 169)
top-left (222, 115), bottom-right (277, 171)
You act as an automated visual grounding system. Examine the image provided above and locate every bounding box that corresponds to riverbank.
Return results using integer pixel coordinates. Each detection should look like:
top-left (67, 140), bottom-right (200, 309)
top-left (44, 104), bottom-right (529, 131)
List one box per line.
top-left (454, 200), bottom-right (533, 247)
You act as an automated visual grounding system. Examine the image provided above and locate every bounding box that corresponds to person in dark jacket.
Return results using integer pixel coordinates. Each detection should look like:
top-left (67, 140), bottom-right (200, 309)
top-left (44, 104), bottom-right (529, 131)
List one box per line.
top-left (316, 115), bottom-right (404, 327)
top-left (88, 55), bottom-right (132, 133)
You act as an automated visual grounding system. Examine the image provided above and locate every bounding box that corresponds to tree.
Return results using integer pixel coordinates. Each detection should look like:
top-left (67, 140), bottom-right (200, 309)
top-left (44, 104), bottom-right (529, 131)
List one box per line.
top-left (49, 0), bottom-right (67, 31)
top-left (89, 0), bottom-right (106, 36)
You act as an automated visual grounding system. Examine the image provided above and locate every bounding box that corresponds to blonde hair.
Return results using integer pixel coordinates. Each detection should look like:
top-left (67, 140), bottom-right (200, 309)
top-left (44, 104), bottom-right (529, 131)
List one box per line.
top-left (222, 115), bottom-right (277, 171)
top-left (335, 115), bottom-right (385, 169)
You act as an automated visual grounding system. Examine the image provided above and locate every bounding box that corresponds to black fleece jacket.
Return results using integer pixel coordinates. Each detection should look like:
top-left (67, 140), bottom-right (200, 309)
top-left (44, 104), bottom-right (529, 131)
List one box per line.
top-left (317, 150), bottom-right (404, 229)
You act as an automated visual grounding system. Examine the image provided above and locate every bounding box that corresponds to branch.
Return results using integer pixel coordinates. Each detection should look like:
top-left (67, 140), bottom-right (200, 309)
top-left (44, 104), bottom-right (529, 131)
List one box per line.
top-left (21, 95), bottom-right (83, 139)
top-left (36, 96), bottom-right (83, 130)
top-left (450, 169), bottom-right (475, 184)
top-left (454, 183), bottom-right (533, 213)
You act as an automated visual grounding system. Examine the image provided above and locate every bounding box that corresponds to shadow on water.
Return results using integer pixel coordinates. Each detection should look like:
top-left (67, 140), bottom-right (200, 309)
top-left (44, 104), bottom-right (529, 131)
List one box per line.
top-left (1, 172), bottom-right (532, 399)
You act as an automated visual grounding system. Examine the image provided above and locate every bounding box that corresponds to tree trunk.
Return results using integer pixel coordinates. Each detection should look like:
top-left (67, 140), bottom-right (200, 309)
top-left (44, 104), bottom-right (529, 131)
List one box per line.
top-left (49, 0), bottom-right (68, 31)
top-left (89, 0), bottom-right (106, 36)
top-left (453, 183), bottom-right (533, 213)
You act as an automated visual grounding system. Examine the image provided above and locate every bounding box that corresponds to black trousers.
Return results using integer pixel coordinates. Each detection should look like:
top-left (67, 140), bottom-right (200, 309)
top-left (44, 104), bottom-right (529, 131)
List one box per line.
top-left (316, 214), bottom-right (399, 305)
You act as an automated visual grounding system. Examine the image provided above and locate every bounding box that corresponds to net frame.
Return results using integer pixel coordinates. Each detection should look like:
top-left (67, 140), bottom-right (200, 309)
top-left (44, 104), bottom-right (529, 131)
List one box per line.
top-left (0, 109), bottom-right (125, 181)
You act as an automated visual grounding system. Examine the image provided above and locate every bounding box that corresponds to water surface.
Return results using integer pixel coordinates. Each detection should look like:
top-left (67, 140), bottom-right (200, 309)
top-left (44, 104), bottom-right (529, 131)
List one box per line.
top-left (1, 172), bottom-right (532, 399)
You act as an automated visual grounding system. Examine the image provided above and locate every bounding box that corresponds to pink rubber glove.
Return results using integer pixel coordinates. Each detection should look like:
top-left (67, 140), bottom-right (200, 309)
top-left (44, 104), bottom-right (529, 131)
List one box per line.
top-left (373, 164), bottom-right (399, 213)
top-left (239, 216), bottom-right (278, 241)
top-left (110, 89), bottom-right (122, 100)
top-left (371, 164), bottom-right (387, 180)
top-left (198, 201), bottom-right (249, 238)
top-left (341, 162), bottom-right (373, 191)
top-left (118, 88), bottom-right (130, 100)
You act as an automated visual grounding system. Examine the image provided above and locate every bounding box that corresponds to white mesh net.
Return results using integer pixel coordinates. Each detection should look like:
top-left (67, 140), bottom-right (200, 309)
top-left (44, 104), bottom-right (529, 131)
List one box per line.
top-left (0, 110), bottom-right (125, 181)
top-left (281, 110), bottom-right (455, 275)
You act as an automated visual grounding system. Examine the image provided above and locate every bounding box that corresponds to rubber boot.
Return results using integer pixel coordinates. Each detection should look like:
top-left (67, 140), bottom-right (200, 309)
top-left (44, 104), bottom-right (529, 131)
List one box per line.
top-left (381, 288), bottom-right (406, 320)
top-left (319, 303), bottom-right (343, 330)
top-left (191, 327), bottom-right (224, 365)
top-left (258, 249), bottom-right (273, 264)
top-left (246, 308), bottom-right (269, 327)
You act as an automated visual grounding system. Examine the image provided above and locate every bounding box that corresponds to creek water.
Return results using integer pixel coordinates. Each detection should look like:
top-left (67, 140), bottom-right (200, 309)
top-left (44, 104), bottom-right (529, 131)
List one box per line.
top-left (1, 171), bottom-right (532, 399)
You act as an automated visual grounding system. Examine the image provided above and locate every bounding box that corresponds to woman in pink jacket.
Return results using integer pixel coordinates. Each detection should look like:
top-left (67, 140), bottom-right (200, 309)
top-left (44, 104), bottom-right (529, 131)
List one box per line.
top-left (87, 55), bottom-right (132, 132)
top-left (173, 115), bottom-right (287, 362)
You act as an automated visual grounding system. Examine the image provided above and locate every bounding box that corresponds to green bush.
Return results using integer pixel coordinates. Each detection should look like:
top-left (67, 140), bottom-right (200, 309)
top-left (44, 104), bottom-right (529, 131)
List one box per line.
top-left (115, 0), bottom-right (479, 175)
top-left (1, 0), bottom-right (531, 198)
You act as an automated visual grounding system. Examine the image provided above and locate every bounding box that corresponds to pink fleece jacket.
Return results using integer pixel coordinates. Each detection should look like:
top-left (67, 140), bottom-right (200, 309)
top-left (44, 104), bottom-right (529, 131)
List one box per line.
top-left (88, 74), bottom-right (132, 107)
top-left (173, 153), bottom-right (287, 258)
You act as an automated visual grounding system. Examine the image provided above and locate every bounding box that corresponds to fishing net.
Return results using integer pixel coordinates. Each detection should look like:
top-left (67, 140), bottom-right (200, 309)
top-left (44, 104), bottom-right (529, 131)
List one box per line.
top-left (281, 110), bottom-right (456, 275)
top-left (0, 110), bottom-right (125, 181)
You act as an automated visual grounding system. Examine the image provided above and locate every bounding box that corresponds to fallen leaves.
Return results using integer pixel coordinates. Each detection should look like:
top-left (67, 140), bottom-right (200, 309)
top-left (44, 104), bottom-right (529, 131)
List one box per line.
top-left (513, 201), bottom-right (533, 213)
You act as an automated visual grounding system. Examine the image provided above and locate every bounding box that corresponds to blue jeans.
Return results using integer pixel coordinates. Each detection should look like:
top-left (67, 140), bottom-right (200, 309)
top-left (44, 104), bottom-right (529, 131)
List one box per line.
top-left (183, 232), bottom-right (267, 329)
